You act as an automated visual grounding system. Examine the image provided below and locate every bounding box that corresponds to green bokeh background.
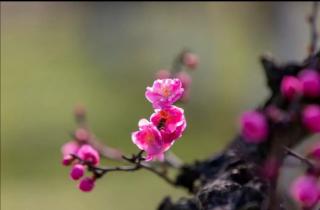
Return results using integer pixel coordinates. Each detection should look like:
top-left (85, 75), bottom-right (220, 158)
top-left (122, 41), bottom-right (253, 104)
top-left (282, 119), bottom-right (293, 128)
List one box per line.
top-left (1, 2), bottom-right (314, 210)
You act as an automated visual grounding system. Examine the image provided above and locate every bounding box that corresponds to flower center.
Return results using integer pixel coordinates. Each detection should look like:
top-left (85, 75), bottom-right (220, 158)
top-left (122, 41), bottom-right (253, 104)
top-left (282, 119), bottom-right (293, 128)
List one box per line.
top-left (162, 86), bottom-right (171, 97)
top-left (145, 131), bottom-right (155, 143)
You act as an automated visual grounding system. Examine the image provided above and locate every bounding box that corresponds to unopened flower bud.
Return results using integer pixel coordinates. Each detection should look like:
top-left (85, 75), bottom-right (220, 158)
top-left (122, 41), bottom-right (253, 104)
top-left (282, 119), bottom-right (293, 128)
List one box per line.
top-left (70, 164), bottom-right (85, 180)
top-left (183, 52), bottom-right (198, 69)
top-left (298, 69), bottom-right (320, 98)
top-left (290, 175), bottom-right (319, 208)
top-left (280, 76), bottom-right (302, 100)
top-left (75, 128), bottom-right (90, 142)
top-left (79, 177), bottom-right (95, 192)
top-left (62, 155), bottom-right (74, 166)
top-left (155, 69), bottom-right (171, 79)
top-left (302, 105), bottom-right (320, 133)
top-left (240, 111), bottom-right (268, 143)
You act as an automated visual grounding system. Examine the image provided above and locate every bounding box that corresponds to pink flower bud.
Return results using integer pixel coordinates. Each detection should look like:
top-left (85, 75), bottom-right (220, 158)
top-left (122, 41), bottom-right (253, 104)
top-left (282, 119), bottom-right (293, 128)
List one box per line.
top-left (290, 175), bottom-right (319, 208)
top-left (155, 69), bottom-right (171, 79)
top-left (240, 111), bottom-right (268, 143)
top-left (70, 164), bottom-right (85, 180)
top-left (62, 155), bottom-right (74, 166)
top-left (280, 76), bottom-right (303, 100)
top-left (302, 105), bottom-right (320, 133)
top-left (79, 177), bottom-right (95, 192)
top-left (183, 52), bottom-right (198, 69)
top-left (298, 69), bottom-right (320, 98)
top-left (75, 128), bottom-right (90, 141)
top-left (77, 145), bottom-right (100, 166)
top-left (308, 141), bottom-right (320, 160)
top-left (61, 141), bottom-right (79, 157)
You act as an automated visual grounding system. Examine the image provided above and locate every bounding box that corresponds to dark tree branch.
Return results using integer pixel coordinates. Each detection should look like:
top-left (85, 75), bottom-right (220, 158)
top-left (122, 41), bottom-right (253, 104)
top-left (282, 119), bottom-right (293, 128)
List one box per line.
top-left (157, 51), bottom-right (320, 210)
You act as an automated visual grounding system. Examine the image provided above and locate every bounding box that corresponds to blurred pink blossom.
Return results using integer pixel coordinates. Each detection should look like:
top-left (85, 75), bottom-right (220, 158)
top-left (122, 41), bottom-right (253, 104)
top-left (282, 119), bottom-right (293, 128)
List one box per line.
top-left (290, 175), bottom-right (319, 208)
top-left (302, 105), bottom-right (320, 133)
top-left (280, 76), bottom-right (303, 100)
top-left (183, 52), bottom-right (198, 69)
top-left (240, 111), bottom-right (268, 143)
top-left (75, 128), bottom-right (90, 141)
top-left (155, 69), bottom-right (171, 79)
top-left (298, 69), bottom-right (320, 98)
top-left (70, 164), bottom-right (85, 180)
top-left (77, 144), bottom-right (100, 166)
top-left (79, 177), bottom-right (95, 192)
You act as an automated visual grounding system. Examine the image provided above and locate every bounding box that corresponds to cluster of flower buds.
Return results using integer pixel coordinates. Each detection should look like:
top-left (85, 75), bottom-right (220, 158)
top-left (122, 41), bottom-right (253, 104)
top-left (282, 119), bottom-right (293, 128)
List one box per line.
top-left (281, 69), bottom-right (320, 100)
top-left (239, 68), bottom-right (320, 144)
top-left (290, 141), bottom-right (320, 208)
top-left (155, 51), bottom-right (198, 102)
top-left (132, 78), bottom-right (186, 161)
top-left (61, 140), bottom-right (100, 192)
top-left (280, 68), bottom-right (320, 133)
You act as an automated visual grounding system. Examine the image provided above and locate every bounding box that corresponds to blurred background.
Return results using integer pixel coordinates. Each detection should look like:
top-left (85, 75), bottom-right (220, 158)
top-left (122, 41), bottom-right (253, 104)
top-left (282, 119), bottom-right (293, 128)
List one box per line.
top-left (1, 2), bottom-right (318, 210)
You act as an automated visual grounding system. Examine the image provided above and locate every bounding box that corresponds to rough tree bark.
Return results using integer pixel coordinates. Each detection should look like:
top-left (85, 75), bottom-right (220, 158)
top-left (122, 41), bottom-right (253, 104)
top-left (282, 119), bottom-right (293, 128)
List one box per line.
top-left (157, 52), bottom-right (320, 210)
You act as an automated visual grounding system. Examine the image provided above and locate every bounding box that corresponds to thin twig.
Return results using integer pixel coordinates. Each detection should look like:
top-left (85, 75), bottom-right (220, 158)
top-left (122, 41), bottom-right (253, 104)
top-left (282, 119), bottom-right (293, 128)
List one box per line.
top-left (139, 163), bottom-right (177, 187)
top-left (308, 1), bottom-right (319, 56)
top-left (122, 151), bottom-right (177, 187)
top-left (72, 152), bottom-right (177, 187)
top-left (283, 146), bottom-right (314, 169)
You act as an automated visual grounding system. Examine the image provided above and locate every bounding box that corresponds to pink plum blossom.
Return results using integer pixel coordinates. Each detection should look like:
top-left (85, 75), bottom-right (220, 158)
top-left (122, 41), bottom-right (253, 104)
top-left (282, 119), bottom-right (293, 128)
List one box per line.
top-left (132, 119), bottom-right (166, 161)
top-left (79, 177), bottom-right (95, 192)
top-left (150, 106), bottom-right (186, 147)
top-left (70, 164), bottom-right (85, 180)
top-left (77, 144), bottom-right (100, 166)
top-left (302, 105), bottom-right (320, 133)
top-left (183, 52), bottom-right (199, 69)
top-left (145, 79), bottom-right (184, 109)
top-left (280, 76), bottom-right (303, 100)
top-left (61, 141), bottom-right (79, 157)
top-left (240, 111), bottom-right (269, 143)
top-left (61, 141), bottom-right (80, 166)
top-left (298, 69), bottom-right (320, 98)
top-left (290, 175), bottom-right (319, 208)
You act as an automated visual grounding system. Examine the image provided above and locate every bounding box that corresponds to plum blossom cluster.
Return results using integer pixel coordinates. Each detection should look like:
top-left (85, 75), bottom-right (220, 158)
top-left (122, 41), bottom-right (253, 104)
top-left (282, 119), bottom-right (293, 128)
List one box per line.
top-left (239, 68), bottom-right (320, 144)
top-left (132, 78), bottom-right (187, 161)
top-left (280, 69), bottom-right (320, 133)
top-left (61, 140), bottom-right (100, 192)
top-left (60, 53), bottom-right (197, 193)
top-left (290, 141), bottom-right (320, 208)
top-left (155, 51), bottom-right (198, 102)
